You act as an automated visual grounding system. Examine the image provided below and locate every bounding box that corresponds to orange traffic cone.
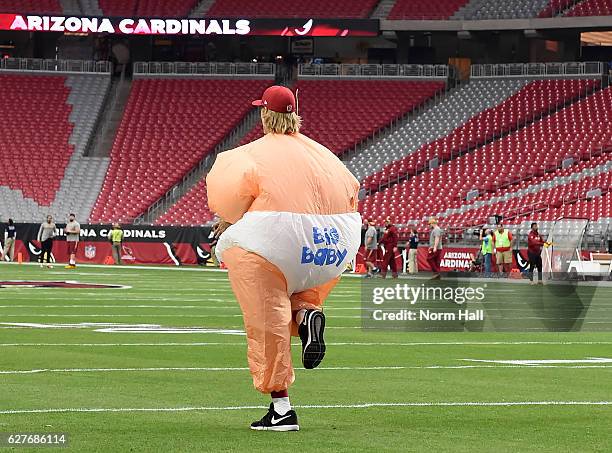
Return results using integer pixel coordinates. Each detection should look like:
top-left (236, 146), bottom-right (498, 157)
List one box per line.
top-left (355, 263), bottom-right (367, 274)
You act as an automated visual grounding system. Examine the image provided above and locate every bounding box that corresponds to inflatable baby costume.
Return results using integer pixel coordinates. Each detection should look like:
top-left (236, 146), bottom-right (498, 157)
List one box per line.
top-left (207, 85), bottom-right (361, 431)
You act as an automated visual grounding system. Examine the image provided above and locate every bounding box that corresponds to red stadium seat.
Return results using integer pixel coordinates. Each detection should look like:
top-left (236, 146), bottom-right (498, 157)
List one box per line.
top-left (0, 0), bottom-right (61, 13)
top-left (366, 79), bottom-right (599, 190)
top-left (537, 0), bottom-right (576, 17)
top-left (88, 78), bottom-right (270, 223)
top-left (207, 0), bottom-right (379, 18)
top-left (241, 80), bottom-right (444, 155)
top-left (137, 0), bottom-right (198, 16)
top-left (388, 0), bottom-right (470, 20)
top-left (446, 153), bottom-right (612, 225)
top-left (156, 79), bottom-right (444, 225)
top-left (359, 83), bottom-right (612, 225)
top-left (98, 0), bottom-right (137, 16)
top-left (0, 74), bottom-right (72, 205)
top-left (565, 0), bottom-right (612, 17)
top-left (98, 0), bottom-right (197, 17)
top-left (155, 178), bottom-right (215, 225)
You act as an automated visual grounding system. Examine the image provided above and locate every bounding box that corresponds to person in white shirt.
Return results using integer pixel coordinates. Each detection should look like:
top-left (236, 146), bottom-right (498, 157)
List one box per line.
top-left (37, 215), bottom-right (56, 268)
top-left (65, 213), bottom-right (81, 269)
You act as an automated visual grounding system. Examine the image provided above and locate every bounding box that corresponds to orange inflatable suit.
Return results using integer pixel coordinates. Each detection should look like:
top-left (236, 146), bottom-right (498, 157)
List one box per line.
top-left (206, 86), bottom-right (361, 430)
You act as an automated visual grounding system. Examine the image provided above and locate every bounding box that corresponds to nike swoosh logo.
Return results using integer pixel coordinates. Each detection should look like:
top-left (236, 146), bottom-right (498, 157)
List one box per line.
top-left (271, 414), bottom-right (291, 424)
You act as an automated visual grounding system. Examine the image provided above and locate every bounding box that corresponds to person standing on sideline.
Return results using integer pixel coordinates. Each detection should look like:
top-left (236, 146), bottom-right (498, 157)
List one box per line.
top-left (493, 223), bottom-right (513, 276)
top-left (65, 213), bottom-right (81, 269)
top-left (380, 218), bottom-right (399, 279)
top-left (427, 217), bottom-right (444, 279)
top-left (107, 223), bottom-right (124, 265)
top-left (527, 222), bottom-right (546, 285)
top-left (2, 219), bottom-right (16, 262)
top-left (364, 218), bottom-right (378, 278)
top-left (479, 228), bottom-right (493, 276)
top-left (407, 227), bottom-right (419, 274)
top-left (37, 215), bottom-right (56, 268)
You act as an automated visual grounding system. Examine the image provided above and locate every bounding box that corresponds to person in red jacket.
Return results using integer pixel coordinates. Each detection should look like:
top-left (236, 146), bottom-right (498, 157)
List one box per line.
top-left (527, 222), bottom-right (547, 285)
top-left (380, 218), bottom-right (399, 278)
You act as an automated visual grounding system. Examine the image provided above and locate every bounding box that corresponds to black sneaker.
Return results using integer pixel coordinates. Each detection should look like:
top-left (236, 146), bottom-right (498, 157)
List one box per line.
top-left (250, 403), bottom-right (299, 431)
top-left (298, 309), bottom-right (326, 369)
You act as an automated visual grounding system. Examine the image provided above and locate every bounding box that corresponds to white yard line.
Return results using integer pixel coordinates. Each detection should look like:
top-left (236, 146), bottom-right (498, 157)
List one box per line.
top-left (1, 401), bottom-right (610, 415)
top-left (4, 262), bottom-right (222, 273)
top-left (4, 262), bottom-right (362, 279)
top-left (1, 364), bottom-right (611, 375)
top-left (0, 341), bottom-right (611, 347)
top-left (0, 314), bottom-right (247, 318)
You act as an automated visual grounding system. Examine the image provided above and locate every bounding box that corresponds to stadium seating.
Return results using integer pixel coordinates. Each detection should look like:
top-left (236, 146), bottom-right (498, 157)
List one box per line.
top-left (98, 0), bottom-right (137, 16)
top-left (362, 79), bottom-right (600, 191)
top-left (78, 0), bottom-right (103, 15)
top-left (0, 0), bottom-right (61, 13)
top-left (565, 0), bottom-right (612, 16)
top-left (242, 80), bottom-right (444, 155)
top-left (388, 0), bottom-right (470, 19)
top-left (359, 84), bottom-right (612, 226)
top-left (295, 80), bottom-right (444, 155)
top-left (443, 154), bottom-right (612, 225)
top-left (155, 178), bottom-right (215, 225)
top-left (347, 79), bottom-right (529, 181)
top-left (156, 79), bottom-right (444, 225)
top-left (137, 0), bottom-right (199, 17)
top-left (537, 0), bottom-right (576, 17)
top-left (0, 75), bottom-right (72, 206)
top-left (451, 0), bottom-right (550, 20)
top-left (99, 0), bottom-right (199, 17)
top-left (94, 74), bottom-right (612, 229)
top-left (0, 73), bottom-right (110, 221)
top-left (206, 0), bottom-right (379, 18)
top-left (89, 78), bottom-right (270, 223)
top-left (535, 190), bottom-right (612, 221)
top-left (238, 124), bottom-right (264, 147)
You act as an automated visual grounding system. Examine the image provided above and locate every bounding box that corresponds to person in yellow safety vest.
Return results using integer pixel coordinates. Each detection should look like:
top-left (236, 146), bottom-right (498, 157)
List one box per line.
top-left (492, 223), bottom-right (513, 276)
top-left (108, 223), bottom-right (124, 265)
top-left (479, 228), bottom-right (493, 276)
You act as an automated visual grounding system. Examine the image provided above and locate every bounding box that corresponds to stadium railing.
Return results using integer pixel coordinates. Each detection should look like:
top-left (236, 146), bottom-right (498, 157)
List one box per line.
top-left (85, 66), bottom-right (126, 158)
top-left (133, 61), bottom-right (276, 78)
top-left (471, 62), bottom-right (604, 79)
top-left (298, 63), bottom-right (450, 79)
top-left (0, 58), bottom-right (112, 74)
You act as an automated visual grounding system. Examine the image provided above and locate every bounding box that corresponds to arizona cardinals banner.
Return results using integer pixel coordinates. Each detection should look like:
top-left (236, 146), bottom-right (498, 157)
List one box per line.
top-left (0, 14), bottom-right (379, 37)
top-left (7, 223), bottom-right (215, 266)
top-left (354, 245), bottom-right (560, 273)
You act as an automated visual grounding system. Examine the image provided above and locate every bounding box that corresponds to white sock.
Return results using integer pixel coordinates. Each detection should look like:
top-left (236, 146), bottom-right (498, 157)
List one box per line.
top-left (295, 309), bottom-right (307, 325)
top-left (70, 259), bottom-right (75, 265)
top-left (272, 397), bottom-right (291, 415)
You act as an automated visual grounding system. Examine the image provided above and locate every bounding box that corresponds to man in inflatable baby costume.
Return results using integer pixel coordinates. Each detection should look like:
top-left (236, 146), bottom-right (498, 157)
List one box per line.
top-left (207, 85), bottom-right (361, 432)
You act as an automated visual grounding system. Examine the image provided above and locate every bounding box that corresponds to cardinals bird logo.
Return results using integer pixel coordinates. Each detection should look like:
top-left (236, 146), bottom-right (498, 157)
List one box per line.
top-left (294, 19), bottom-right (313, 36)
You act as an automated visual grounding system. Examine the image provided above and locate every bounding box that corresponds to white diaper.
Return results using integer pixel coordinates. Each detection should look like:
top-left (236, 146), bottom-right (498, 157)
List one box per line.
top-left (216, 211), bottom-right (362, 295)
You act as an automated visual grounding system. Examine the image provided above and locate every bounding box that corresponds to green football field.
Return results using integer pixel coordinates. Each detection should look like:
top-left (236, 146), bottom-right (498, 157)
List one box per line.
top-left (0, 264), bottom-right (611, 452)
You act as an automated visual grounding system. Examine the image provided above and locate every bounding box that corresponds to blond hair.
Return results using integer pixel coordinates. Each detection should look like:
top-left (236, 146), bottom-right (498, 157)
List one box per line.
top-left (261, 107), bottom-right (301, 135)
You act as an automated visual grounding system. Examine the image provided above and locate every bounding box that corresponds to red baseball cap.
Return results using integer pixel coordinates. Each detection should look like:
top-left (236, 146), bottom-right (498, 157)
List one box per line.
top-left (252, 85), bottom-right (296, 114)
